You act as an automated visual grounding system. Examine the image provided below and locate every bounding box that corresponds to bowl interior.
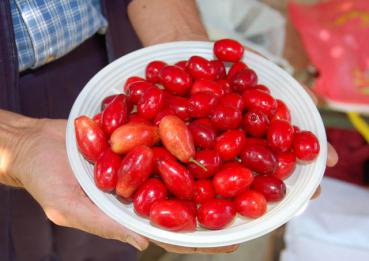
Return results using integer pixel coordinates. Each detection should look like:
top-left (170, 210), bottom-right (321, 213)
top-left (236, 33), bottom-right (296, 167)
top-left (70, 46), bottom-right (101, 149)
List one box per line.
top-left (66, 41), bottom-right (327, 247)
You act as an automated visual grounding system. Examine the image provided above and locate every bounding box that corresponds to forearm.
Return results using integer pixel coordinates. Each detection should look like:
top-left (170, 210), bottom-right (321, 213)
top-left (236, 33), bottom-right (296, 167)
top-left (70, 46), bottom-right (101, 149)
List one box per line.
top-left (0, 109), bottom-right (39, 187)
top-left (128, 0), bottom-right (208, 46)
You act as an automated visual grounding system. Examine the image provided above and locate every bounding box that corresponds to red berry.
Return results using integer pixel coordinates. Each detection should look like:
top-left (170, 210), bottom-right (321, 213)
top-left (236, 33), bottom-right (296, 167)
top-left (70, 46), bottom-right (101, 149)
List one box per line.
top-left (218, 93), bottom-right (244, 111)
top-left (137, 87), bottom-right (164, 120)
top-left (126, 81), bottom-right (155, 104)
top-left (251, 175), bottom-right (286, 202)
top-left (273, 99), bottom-right (291, 122)
top-left (214, 39), bottom-right (244, 62)
top-left (198, 199), bottom-right (236, 230)
top-left (243, 89), bottom-right (277, 118)
top-left (194, 179), bottom-right (215, 204)
top-left (165, 94), bottom-right (191, 121)
top-left (187, 55), bottom-right (215, 80)
top-left (227, 61), bottom-right (247, 80)
top-left (210, 60), bottom-right (226, 80)
top-left (243, 110), bottom-right (270, 138)
top-left (188, 91), bottom-right (219, 118)
top-left (213, 166), bottom-right (254, 198)
top-left (267, 119), bottom-right (294, 152)
top-left (210, 106), bottom-right (242, 130)
top-left (241, 143), bottom-right (277, 175)
top-left (230, 69), bottom-right (258, 92)
top-left (188, 120), bottom-right (217, 149)
top-left (272, 151), bottom-right (296, 180)
top-left (123, 76), bottom-right (145, 93)
top-left (215, 130), bottom-right (246, 160)
top-left (175, 60), bottom-right (188, 71)
top-left (187, 149), bottom-right (222, 179)
top-left (133, 178), bottom-right (167, 217)
top-left (146, 61), bottom-right (167, 83)
top-left (191, 79), bottom-right (224, 97)
top-left (159, 65), bottom-right (192, 95)
top-left (293, 131), bottom-right (320, 161)
top-left (94, 149), bottom-right (121, 192)
top-left (234, 190), bottom-right (267, 218)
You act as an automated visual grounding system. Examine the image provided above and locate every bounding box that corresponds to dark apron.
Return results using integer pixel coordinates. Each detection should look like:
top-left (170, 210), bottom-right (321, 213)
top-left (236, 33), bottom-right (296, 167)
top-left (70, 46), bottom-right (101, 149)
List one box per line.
top-left (0, 0), bottom-right (142, 260)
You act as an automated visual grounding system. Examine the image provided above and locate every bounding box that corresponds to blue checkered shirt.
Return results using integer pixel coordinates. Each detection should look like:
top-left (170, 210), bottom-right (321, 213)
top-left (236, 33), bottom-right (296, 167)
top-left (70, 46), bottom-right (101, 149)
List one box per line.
top-left (11, 0), bottom-right (107, 72)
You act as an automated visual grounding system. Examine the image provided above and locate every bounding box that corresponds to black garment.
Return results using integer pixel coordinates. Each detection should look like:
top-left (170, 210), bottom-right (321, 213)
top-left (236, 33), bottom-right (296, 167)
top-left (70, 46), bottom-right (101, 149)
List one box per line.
top-left (0, 0), bottom-right (142, 260)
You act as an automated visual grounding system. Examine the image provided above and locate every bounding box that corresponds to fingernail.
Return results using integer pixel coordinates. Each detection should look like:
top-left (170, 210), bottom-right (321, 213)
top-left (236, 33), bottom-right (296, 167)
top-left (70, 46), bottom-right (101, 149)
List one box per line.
top-left (126, 236), bottom-right (146, 251)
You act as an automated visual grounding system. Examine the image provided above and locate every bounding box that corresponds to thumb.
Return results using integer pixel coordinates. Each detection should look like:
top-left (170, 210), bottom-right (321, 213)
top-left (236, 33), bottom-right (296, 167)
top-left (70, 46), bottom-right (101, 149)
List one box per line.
top-left (64, 195), bottom-right (149, 251)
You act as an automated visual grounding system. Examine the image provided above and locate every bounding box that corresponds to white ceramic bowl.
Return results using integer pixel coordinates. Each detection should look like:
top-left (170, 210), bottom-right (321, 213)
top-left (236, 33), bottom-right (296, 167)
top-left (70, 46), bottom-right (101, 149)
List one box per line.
top-left (66, 41), bottom-right (327, 247)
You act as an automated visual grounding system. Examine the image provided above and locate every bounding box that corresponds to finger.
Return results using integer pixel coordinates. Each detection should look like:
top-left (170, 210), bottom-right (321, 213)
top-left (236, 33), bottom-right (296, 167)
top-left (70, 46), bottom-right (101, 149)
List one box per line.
top-left (327, 143), bottom-right (338, 167)
top-left (67, 194), bottom-right (149, 251)
top-left (153, 240), bottom-right (239, 254)
top-left (310, 185), bottom-right (321, 200)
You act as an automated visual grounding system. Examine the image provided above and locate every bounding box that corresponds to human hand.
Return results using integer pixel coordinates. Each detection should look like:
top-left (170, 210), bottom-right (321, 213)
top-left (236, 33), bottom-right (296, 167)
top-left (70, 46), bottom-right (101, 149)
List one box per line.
top-left (2, 117), bottom-right (149, 251)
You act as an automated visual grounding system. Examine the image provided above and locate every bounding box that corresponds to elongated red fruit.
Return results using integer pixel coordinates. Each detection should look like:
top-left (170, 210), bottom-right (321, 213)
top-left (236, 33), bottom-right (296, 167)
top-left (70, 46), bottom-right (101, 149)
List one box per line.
top-left (75, 115), bottom-right (108, 162)
top-left (110, 122), bottom-right (159, 154)
top-left (116, 146), bottom-right (154, 198)
top-left (94, 149), bottom-right (121, 192)
top-left (150, 199), bottom-right (196, 232)
top-left (157, 157), bottom-right (195, 200)
top-left (159, 115), bottom-right (195, 163)
top-left (101, 94), bottom-right (128, 135)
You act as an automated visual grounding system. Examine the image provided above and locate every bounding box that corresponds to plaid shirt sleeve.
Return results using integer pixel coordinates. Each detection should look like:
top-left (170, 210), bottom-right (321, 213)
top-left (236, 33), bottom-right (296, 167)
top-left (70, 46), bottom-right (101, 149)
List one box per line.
top-left (11, 0), bottom-right (107, 72)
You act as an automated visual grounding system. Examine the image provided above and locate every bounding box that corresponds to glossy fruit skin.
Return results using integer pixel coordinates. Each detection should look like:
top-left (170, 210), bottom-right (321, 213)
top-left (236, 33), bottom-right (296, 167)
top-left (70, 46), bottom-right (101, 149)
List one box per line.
top-left (214, 39), bottom-right (244, 62)
top-left (159, 65), bottom-right (192, 95)
top-left (187, 55), bottom-right (214, 80)
top-left (133, 178), bottom-right (167, 217)
top-left (94, 149), bottom-right (121, 192)
top-left (243, 110), bottom-right (270, 138)
top-left (174, 60), bottom-right (188, 71)
top-left (241, 143), bottom-right (277, 175)
top-left (218, 93), bottom-right (244, 111)
top-left (243, 89), bottom-right (277, 118)
top-left (93, 113), bottom-right (102, 125)
top-left (123, 76), bottom-right (145, 93)
top-left (251, 175), bottom-right (286, 202)
top-left (128, 113), bottom-right (152, 125)
top-left (75, 115), bottom-right (108, 162)
top-left (187, 150), bottom-right (222, 179)
top-left (273, 99), bottom-right (291, 122)
top-left (194, 179), bottom-right (215, 204)
top-left (272, 151), bottom-right (296, 180)
top-left (110, 123), bottom-right (159, 154)
top-left (101, 94), bottom-right (118, 110)
top-left (230, 69), bottom-right (258, 92)
top-left (227, 61), bottom-right (247, 80)
top-left (254, 84), bottom-right (271, 94)
top-left (213, 166), bottom-right (254, 198)
top-left (116, 146), bottom-right (154, 198)
top-left (159, 115), bottom-right (195, 163)
top-left (234, 190), bottom-right (267, 218)
top-left (137, 87), bottom-right (164, 120)
top-left (146, 60), bottom-right (167, 83)
top-left (293, 125), bottom-right (301, 133)
top-left (101, 94), bottom-right (128, 135)
top-left (150, 200), bottom-right (196, 232)
top-left (166, 95), bottom-right (191, 121)
top-left (267, 119), bottom-right (294, 152)
top-left (210, 106), bottom-right (242, 131)
top-left (293, 131), bottom-right (320, 161)
top-left (152, 147), bottom-right (176, 174)
top-left (153, 108), bottom-right (175, 125)
top-left (126, 81), bottom-right (155, 104)
top-left (157, 157), bottom-right (195, 200)
top-left (245, 137), bottom-right (269, 147)
top-left (220, 161), bottom-right (244, 170)
top-left (210, 60), bottom-right (226, 80)
top-left (188, 91), bottom-right (219, 118)
top-left (215, 130), bottom-right (246, 160)
top-left (217, 79), bottom-right (232, 94)
top-left (198, 199), bottom-right (236, 230)
top-left (191, 79), bottom-right (224, 97)
top-left (188, 120), bottom-right (217, 149)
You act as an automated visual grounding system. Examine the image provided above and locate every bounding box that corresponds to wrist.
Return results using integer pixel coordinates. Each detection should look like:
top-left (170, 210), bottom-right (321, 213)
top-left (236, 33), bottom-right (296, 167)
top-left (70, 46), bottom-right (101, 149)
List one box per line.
top-left (0, 110), bottom-right (43, 187)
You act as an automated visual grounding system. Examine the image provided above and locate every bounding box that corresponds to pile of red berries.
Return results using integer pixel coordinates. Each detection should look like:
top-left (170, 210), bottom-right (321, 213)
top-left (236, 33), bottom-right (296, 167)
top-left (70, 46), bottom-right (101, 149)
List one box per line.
top-left (74, 39), bottom-right (320, 232)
